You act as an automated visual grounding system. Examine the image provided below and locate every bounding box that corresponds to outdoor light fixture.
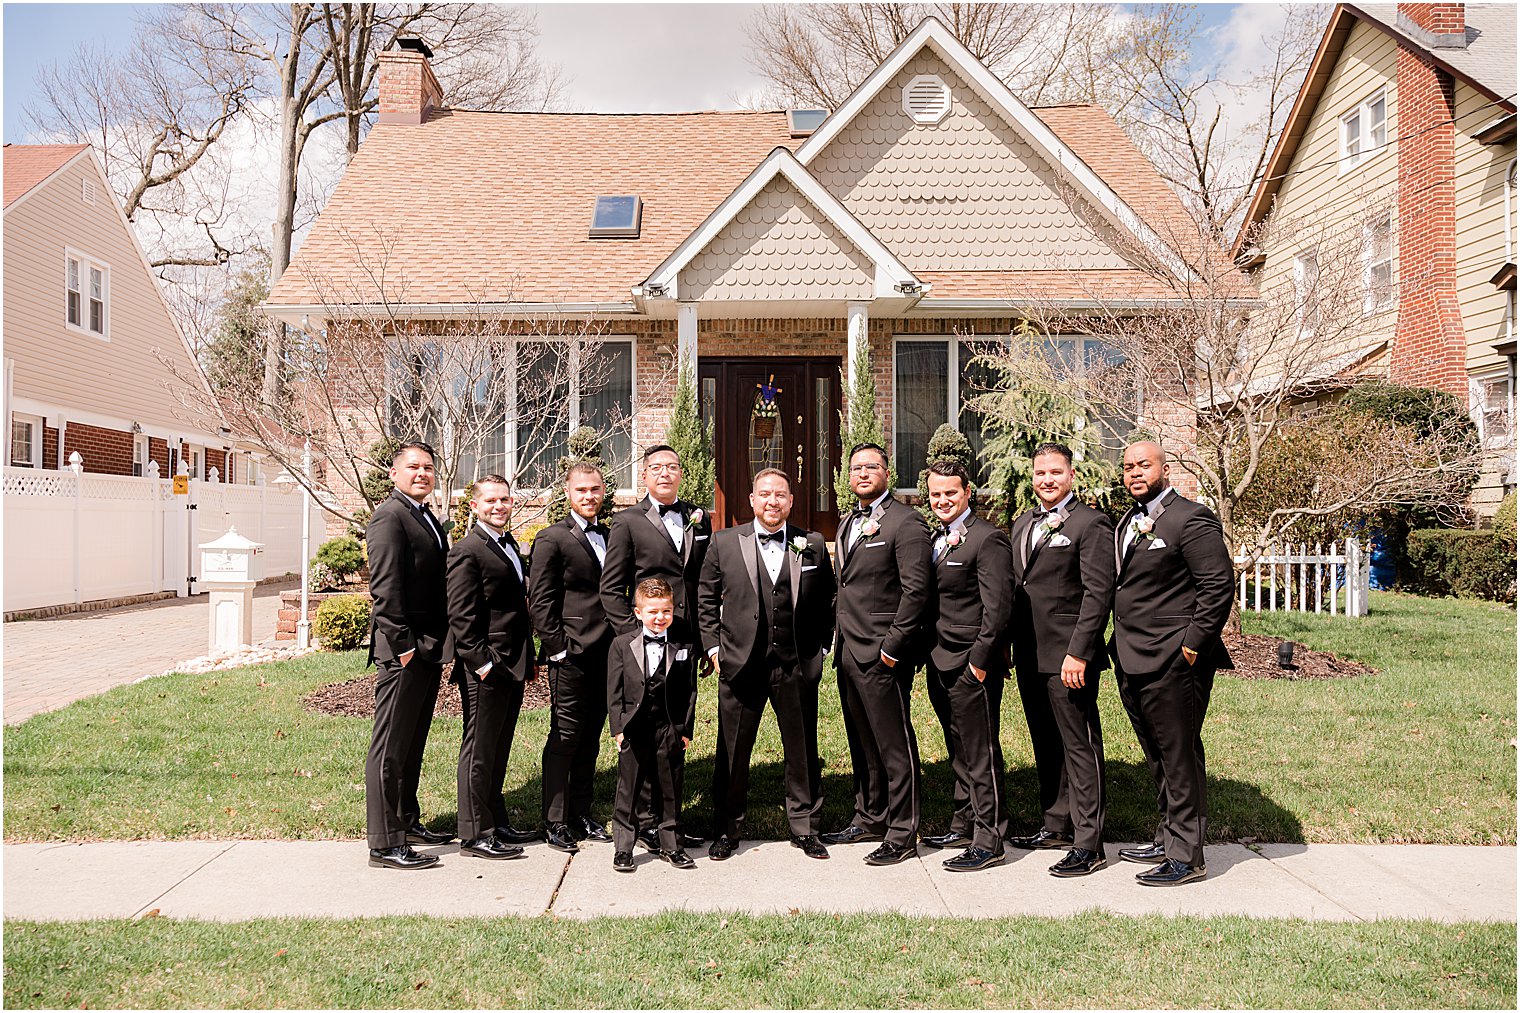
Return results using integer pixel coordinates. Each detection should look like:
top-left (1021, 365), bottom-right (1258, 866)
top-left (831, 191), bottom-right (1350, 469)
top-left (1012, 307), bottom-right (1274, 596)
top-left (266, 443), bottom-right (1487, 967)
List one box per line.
top-left (895, 281), bottom-right (922, 295)
top-left (644, 283), bottom-right (667, 298)
top-left (1277, 641), bottom-right (1297, 669)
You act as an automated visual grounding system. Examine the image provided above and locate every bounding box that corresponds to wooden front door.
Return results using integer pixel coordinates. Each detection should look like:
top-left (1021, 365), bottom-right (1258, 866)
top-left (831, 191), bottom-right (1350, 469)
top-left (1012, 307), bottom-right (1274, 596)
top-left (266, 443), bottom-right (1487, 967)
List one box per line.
top-left (699, 357), bottom-right (842, 538)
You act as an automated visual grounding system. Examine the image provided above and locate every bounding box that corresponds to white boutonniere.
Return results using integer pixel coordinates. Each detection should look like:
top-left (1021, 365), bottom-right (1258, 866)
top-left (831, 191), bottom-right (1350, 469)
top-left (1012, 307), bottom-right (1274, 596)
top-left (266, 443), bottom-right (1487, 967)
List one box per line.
top-left (1131, 515), bottom-right (1156, 541)
top-left (861, 518), bottom-right (880, 537)
top-left (789, 535), bottom-right (808, 555)
top-left (1039, 513), bottom-right (1064, 536)
top-left (944, 530), bottom-right (963, 551)
top-left (686, 508), bottom-right (704, 528)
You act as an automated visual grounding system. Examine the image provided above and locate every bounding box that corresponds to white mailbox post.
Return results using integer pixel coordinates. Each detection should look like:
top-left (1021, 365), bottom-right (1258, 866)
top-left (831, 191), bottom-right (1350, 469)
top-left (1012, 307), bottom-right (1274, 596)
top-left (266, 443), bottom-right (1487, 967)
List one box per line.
top-left (199, 526), bottom-right (265, 652)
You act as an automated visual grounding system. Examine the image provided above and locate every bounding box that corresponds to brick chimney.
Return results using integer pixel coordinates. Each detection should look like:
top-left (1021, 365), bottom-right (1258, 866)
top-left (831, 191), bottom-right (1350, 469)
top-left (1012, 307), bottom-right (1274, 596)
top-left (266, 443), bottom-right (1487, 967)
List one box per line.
top-left (1389, 10), bottom-right (1467, 395)
top-left (377, 37), bottom-right (443, 125)
top-left (1397, 4), bottom-right (1468, 48)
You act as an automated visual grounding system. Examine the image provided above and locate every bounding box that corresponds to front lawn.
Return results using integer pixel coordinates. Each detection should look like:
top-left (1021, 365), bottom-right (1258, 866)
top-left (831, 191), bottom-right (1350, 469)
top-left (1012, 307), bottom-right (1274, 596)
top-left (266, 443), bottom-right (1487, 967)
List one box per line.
top-left (4, 592), bottom-right (1513, 844)
top-left (4, 913), bottom-right (1513, 1009)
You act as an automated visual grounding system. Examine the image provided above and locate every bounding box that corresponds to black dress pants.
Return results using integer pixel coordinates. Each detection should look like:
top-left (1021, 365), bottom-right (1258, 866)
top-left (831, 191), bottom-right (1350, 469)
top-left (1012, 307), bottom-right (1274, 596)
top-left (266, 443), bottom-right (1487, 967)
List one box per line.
top-left (836, 650), bottom-right (920, 847)
top-left (455, 669), bottom-right (525, 841)
top-left (926, 664), bottom-right (1007, 852)
top-left (365, 658), bottom-right (442, 849)
top-left (1016, 667), bottom-right (1106, 851)
top-left (612, 702), bottom-right (684, 854)
top-left (541, 650), bottom-right (608, 825)
top-left (711, 659), bottom-right (823, 839)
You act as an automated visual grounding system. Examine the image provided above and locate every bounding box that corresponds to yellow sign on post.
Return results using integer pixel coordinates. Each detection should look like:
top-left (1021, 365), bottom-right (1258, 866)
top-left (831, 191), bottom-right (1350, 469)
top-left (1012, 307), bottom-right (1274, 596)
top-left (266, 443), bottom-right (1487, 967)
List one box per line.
top-left (172, 475), bottom-right (189, 495)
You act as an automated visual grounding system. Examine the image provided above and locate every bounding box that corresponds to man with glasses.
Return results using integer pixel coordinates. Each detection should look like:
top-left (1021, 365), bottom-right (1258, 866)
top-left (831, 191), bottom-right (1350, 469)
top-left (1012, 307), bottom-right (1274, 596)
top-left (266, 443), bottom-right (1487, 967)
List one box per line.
top-left (601, 443), bottom-right (712, 850)
top-left (822, 443), bottom-right (934, 866)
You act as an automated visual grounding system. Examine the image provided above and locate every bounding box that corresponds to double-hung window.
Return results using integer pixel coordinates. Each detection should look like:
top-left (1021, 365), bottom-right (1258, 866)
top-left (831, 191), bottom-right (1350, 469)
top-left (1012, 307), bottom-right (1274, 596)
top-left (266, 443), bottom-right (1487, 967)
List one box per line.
top-left (1363, 212), bottom-right (1394, 314)
top-left (9, 413), bottom-right (41, 468)
top-left (1341, 91), bottom-right (1388, 172)
top-left (1295, 248), bottom-right (1321, 336)
top-left (65, 250), bottom-right (109, 338)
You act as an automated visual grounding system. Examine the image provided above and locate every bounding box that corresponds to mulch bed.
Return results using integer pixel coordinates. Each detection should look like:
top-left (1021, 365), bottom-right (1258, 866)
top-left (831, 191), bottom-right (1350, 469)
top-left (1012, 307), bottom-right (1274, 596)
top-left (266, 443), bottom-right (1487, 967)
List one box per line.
top-left (1220, 629), bottom-right (1375, 680)
top-left (304, 664), bottom-right (554, 718)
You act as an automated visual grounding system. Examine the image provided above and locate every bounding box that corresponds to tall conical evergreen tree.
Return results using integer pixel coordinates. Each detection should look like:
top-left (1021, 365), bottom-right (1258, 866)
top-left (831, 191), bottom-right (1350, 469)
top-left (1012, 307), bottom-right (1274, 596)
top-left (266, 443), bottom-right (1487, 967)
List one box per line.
top-left (916, 423), bottom-right (977, 521)
top-left (546, 426), bottom-right (618, 524)
top-left (665, 359), bottom-right (715, 507)
top-left (835, 339), bottom-right (896, 510)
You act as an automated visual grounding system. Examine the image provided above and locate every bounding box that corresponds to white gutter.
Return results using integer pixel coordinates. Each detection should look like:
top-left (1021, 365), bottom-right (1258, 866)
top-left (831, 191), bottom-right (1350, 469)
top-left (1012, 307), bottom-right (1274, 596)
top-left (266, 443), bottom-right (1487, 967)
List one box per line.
top-left (261, 301), bottom-right (642, 325)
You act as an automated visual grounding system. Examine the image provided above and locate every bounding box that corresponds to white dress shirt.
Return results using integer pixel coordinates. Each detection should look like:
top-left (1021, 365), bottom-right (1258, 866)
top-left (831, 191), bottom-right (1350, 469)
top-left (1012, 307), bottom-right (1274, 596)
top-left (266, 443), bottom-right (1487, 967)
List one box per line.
top-left (754, 519), bottom-right (786, 583)
top-left (572, 510), bottom-right (607, 565)
top-left (933, 506), bottom-right (973, 559)
top-left (1031, 492), bottom-right (1076, 548)
top-left (1121, 487), bottom-right (1174, 554)
top-left (643, 632), bottom-right (667, 681)
top-left (843, 490), bottom-right (891, 552)
top-left (656, 500), bottom-right (684, 551)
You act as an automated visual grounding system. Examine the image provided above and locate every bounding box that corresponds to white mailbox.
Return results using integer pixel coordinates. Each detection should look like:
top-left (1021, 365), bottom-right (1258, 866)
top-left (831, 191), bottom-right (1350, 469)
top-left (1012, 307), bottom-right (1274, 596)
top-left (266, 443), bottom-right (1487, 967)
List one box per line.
top-left (199, 526), bottom-right (264, 652)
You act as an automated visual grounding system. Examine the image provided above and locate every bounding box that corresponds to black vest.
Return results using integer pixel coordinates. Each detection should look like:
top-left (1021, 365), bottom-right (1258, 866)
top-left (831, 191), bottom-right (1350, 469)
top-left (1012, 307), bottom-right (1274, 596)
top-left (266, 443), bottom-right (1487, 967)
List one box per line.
top-left (756, 551), bottom-right (798, 667)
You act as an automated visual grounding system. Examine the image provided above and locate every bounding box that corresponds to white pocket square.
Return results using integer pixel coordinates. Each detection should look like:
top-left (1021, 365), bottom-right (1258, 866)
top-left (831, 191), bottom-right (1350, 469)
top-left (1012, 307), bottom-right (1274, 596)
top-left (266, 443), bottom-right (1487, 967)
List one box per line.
top-left (862, 542), bottom-right (886, 549)
top-left (675, 648), bottom-right (689, 661)
top-left (1147, 538), bottom-right (1167, 549)
top-left (1048, 534), bottom-right (1072, 547)
top-left (801, 564), bottom-right (818, 572)
top-left (694, 535), bottom-right (709, 541)
top-left (946, 560), bottom-right (965, 566)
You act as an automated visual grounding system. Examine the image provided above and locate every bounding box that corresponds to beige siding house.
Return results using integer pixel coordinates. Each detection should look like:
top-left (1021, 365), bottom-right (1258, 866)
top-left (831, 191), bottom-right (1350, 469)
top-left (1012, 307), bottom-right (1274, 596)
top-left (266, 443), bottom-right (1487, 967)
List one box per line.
top-left (3, 144), bottom-right (243, 481)
top-left (266, 19), bottom-right (1245, 536)
top-left (1238, 2), bottom-right (1517, 514)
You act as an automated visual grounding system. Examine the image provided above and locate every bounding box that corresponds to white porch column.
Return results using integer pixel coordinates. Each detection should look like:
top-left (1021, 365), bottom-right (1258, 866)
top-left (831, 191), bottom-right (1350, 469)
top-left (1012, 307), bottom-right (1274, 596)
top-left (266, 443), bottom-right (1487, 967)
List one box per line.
top-left (677, 301), bottom-right (699, 375)
top-left (846, 300), bottom-right (870, 397)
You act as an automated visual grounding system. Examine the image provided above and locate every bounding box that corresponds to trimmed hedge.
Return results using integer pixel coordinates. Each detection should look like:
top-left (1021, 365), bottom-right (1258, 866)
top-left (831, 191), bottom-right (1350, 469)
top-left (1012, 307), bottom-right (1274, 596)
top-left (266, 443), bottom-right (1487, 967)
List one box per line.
top-left (313, 594), bottom-right (372, 651)
top-left (1404, 529), bottom-right (1517, 603)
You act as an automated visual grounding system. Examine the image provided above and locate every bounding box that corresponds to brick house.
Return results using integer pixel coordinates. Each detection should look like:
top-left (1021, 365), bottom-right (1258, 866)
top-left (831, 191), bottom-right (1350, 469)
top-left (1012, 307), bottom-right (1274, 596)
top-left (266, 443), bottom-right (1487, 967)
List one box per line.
top-left (1236, 2), bottom-right (1517, 514)
top-left (265, 18), bottom-right (1244, 537)
top-left (3, 144), bottom-right (257, 483)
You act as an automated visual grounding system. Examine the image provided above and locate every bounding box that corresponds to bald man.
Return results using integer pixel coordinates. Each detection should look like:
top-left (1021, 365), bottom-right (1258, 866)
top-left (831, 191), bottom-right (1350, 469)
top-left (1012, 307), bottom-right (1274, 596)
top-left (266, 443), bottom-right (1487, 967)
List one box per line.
top-left (1108, 441), bottom-right (1233, 886)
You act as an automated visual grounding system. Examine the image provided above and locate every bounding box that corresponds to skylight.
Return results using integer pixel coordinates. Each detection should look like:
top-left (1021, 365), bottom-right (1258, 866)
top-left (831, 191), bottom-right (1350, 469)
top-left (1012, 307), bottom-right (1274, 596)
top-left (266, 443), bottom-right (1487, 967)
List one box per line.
top-left (590, 195), bottom-right (642, 238)
top-left (787, 109), bottom-right (828, 137)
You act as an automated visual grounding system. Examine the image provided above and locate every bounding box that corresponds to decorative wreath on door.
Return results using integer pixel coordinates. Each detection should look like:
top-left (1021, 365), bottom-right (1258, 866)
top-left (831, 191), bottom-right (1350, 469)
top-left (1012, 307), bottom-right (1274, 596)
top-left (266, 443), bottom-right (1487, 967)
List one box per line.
top-left (751, 376), bottom-right (782, 440)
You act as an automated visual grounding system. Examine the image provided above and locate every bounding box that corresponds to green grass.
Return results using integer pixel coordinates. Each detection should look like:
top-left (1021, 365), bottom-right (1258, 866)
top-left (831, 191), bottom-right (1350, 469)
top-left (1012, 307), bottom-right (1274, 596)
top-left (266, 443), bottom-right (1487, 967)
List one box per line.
top-left (4, 913), bottom-right (1513, 1009)
top-left (4, 592), bottom-right (1513, 844)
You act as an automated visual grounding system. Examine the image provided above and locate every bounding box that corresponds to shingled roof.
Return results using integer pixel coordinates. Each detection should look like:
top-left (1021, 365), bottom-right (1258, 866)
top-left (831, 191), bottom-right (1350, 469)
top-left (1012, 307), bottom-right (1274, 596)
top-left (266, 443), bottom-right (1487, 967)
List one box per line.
top-left (4, 144), bottom-right (90, 210)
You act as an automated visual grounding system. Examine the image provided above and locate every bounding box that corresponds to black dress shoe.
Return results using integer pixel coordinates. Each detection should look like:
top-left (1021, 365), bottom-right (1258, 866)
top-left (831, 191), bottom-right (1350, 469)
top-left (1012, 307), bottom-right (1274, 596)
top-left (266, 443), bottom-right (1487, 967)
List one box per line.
top-left (368, 844), bottom-right (440, 870)
top-left (1006, 829), bottom-right (1073, 850)
top-left (943, 846), bottom-right (1005, 872)
top-left (577, 816), bottom-right (613, 843)
top-left (790, 835), bottom-right (829, 859)
top-left (495, 823), bottom-right (543, 845)
top-left (1118, 842), bottom-right (1168, 864)
top-left (459, 836), bottom-right (525, 860)
top-left (863, 842), bottom-right (915, 866)
top-left (920, 831), bottom-right (973, 850)
top-left (1136, 858), bottom-right (1206, 886)
top-left (613, 850), bottom-right (635, 872)
top-left (661, 849), bottom-right (696, 869)
top-left (708, 835), bottom-right (737, 861)
top-left (545, 823), bottom-right (580, 854)
top-left (1049, 847), bottom-right (1107, 878)
top-left (820, 825), bottom-right (885, 846)
top-left (405, 823), bottom-right (454, 846)
top-left (636, 827), bottom-right (661, 853)
top-left (678, 831), bottom-right (706, 848)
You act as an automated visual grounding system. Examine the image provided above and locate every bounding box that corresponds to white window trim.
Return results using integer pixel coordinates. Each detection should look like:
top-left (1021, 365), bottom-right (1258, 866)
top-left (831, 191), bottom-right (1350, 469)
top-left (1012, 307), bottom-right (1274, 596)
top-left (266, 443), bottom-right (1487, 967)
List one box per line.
top-left (10, 412), bottom-right (43, 468)
top-left (1295, 248), bottom-right (1321, 337)
top-left (1505, 160), bottom-right (1517, 265)
top-left (64, 247), bottom-right (110, 341)
top-left (1471, 366), bottom-right (1516, 450)
top-left (1362, 212), bottom-right (1395, 315)
top-left (1339, 90), bottom-right (1388, 174)
top-left (132, 433), bottom-right (150, 476)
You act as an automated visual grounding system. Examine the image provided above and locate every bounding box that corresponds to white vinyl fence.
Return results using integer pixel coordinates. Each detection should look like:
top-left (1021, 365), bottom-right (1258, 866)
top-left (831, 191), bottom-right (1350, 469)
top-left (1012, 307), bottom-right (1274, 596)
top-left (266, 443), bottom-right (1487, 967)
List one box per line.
top-left (4, 459), bottom-right (324, 614)
top-left (1234, 538), bottom-right (1371, 618)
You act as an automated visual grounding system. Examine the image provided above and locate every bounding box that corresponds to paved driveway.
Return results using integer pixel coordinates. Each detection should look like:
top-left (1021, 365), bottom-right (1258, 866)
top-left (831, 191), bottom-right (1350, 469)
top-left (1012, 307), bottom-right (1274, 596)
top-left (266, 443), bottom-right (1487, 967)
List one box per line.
top-left (3, 580), bottom-right (296, 724)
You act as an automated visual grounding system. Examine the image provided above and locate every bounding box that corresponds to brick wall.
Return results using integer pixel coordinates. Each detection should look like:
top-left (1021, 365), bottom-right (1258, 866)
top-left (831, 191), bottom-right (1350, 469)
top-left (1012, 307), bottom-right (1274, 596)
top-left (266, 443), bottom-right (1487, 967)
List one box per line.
top-left (376, 49), bottom-right (443, 125)
top-left (61, 421), bottom-right (133, 475)
top-left (148, 437), bottom-right (171, 477)
top-left (41, 426), bottom-right (58, 470)
top-left (1400, 3), bottom-right (1465, 34)
top-left (1389, 47), bottom-right (1468, 394)
top-left (205, 448), bottom-right (228, 482)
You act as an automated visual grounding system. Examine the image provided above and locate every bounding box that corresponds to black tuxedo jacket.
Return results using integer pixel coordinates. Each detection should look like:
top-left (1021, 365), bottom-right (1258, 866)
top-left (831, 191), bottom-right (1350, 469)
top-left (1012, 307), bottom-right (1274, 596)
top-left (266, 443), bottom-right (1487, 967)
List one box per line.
top-left (528, 516), bottom-right (613, 660)
top-left (834, 494), bottom-right (935, 668)
top-left (600, 496), bottom-right (712, 636)
top-left (366, 489), bottom-right (453, 666)
top-left (1010, 500), bottom-right (1116, 674)
top-left (697, 523), bottom-right (837, 681)
top-left (445, 524), bottom-right (533, 682)
top-left (606, 629), bottom-right (699, 740)
top-left (929, 515), bottom-right (1013, 675)
top-left (1109, 489), bottom-right (1235, 673)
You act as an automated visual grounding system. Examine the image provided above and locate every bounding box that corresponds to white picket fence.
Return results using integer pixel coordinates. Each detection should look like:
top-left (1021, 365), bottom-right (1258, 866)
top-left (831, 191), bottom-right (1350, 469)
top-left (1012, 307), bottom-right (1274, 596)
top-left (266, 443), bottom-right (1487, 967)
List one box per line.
top-left (3, 460), bottom-right (324, 614)
top-left (1234, 538), bottom-right (1371, 617)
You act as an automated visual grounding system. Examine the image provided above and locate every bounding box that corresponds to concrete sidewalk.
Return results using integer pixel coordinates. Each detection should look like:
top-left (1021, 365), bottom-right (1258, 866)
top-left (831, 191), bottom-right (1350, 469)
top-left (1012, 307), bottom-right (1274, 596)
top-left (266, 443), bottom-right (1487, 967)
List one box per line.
top-left (5, 839), bottom-right (1513, 923)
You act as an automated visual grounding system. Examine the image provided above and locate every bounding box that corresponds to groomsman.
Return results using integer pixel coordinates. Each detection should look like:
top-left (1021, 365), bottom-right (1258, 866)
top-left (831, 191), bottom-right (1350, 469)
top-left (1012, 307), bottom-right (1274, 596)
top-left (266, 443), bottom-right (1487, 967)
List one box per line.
top-left (1110, 440), bottom-right (1234, 886)
top-left (822, 443), bottom-right (934, 866)
top-left (364, 441), bottom-right (454, 870)
top-left (600, 444), bottom-right (712, 850)
top-left (698, 469), bottom-right (837, 861)
top-left (528, 462), bottom-right (617, 853)
top-left (1008, 443), bottom-right (1115, 878)
top-left (920, 460), bottom-right (1013, 872)
top-left (446, 475), bottom-right (535, 860)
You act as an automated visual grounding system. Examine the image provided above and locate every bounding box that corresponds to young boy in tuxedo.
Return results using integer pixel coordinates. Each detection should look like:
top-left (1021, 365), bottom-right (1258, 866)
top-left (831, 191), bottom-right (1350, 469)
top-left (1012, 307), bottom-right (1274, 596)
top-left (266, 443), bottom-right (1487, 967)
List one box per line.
top-left (608, 578), bottom-right (699, 872)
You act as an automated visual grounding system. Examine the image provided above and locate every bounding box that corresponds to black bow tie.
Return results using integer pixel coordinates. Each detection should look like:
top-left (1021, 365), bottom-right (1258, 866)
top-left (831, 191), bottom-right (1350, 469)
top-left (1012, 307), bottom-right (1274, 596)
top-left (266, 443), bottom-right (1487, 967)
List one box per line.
top-left (643, 635), bottom-right (666, 646)
top-left (657, 502), bottom-right (682, 517)
top-left (757, 529), bottom-right (785, 544)
top-left (851, 506), bottom-right (872, 519)
top-left (584, 523), bottom-right (608, 538)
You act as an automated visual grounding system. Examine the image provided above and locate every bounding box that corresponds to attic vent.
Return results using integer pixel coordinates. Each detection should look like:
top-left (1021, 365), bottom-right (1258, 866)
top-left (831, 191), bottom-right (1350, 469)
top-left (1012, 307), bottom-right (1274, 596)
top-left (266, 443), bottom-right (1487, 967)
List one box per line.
top-left (81, 178), bottom-right (96, 207)
top-left (590, 195), bottom-right (642, 238)
top-left (902, 75), bottom-right (950, 125)
top-left (787, 109), bottom-right (828, 137)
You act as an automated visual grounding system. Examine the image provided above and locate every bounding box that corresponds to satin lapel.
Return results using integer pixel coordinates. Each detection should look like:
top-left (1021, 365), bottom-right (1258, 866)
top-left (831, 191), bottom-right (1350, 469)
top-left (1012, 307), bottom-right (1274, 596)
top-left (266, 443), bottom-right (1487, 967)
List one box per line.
top-left (837, 513), bottom-right (856, 569)
top-left (738, 527), bottom-right (758, 588)
top-left (627, 635), bottom-right (644, 673)
top-left (567, 517), bottom-right (602, 572)
top-left (680, 505), bottom-right (696, 569)
top-left (844, 499), bottom-right (887, 574)
top-left (477, 526), bottom-right (521, 585)
top-left (394, 491), bottom-right (441, 550)
top-left (664, 639), bottom-right (678, 677)
top-left (1026, 505), bottom-right (1067, 573)
top-left (641, 497), bottom-right (682, 562)
top-left (1115, 507), bottom-right (1135, 574)
top-left (786, 525), bottom-right (801, 600)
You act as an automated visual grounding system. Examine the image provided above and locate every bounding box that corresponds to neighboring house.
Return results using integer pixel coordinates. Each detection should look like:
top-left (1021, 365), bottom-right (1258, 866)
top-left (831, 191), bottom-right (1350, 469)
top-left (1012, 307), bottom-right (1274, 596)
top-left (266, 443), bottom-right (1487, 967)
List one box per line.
top-left (2, 144), bottom-right (257, 483)
top-left (1236, 2), bottom-right (1517, 515)
top-left (265, 19), bottom-right (1244, 536)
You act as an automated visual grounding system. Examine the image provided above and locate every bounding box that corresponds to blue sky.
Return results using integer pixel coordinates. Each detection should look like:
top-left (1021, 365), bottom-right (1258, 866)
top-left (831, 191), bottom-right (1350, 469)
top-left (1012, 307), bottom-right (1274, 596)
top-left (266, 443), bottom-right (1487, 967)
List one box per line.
top-left (3, 3), bottom-right (1249, 143)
